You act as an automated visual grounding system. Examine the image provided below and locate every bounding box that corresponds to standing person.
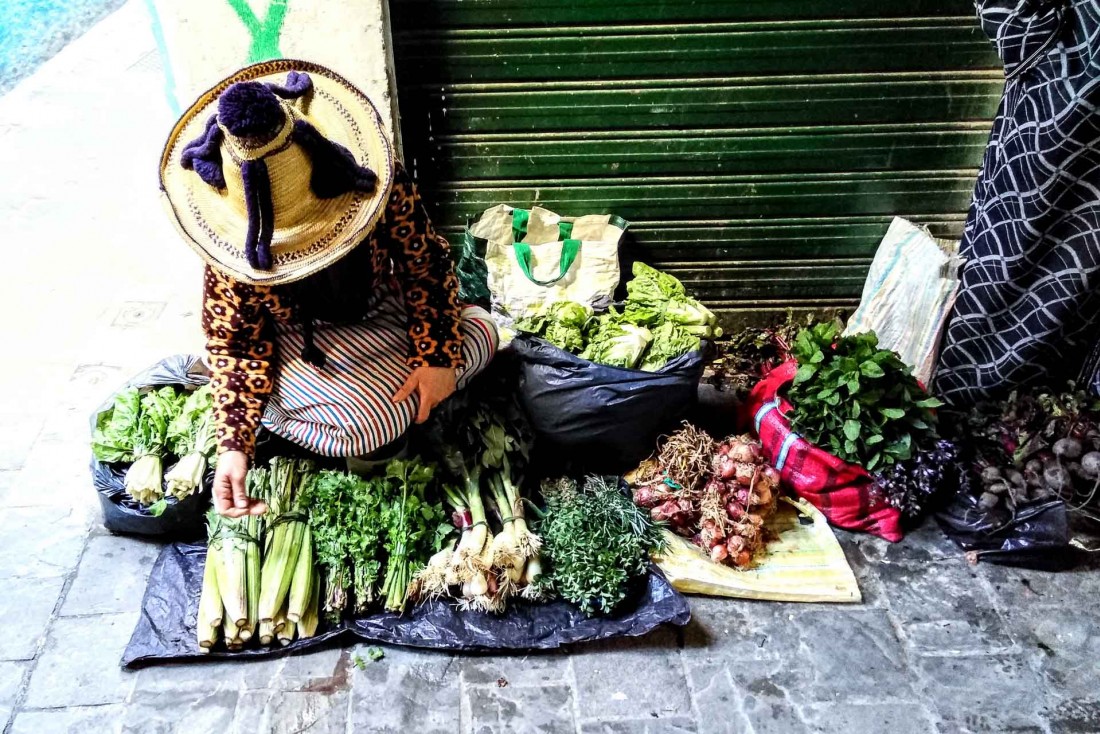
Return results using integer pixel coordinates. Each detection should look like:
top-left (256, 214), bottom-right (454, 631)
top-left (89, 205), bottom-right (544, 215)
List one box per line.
top-left (935, 0), bottom-right (1100, 406)
top-left (159, 61), bottom-right (498, 516)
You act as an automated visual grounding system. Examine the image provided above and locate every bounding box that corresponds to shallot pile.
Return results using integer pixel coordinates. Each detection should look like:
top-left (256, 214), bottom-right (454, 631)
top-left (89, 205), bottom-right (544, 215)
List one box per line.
top-left (630, 427), bottom-right (781, 569)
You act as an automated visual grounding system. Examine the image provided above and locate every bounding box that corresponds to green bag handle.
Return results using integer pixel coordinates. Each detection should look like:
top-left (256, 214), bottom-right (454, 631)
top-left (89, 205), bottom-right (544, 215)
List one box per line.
top-left (512, 208), bottom-right (574, 243)
top-left (513, 239), bottom-right (581, 286)
top-left (511, 209), bottom-right (530, 243)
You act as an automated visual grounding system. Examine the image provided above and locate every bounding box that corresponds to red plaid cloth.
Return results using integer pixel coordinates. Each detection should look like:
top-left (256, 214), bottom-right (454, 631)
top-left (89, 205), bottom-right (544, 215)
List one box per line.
top-left (742, 361), bottom-right (903, 542)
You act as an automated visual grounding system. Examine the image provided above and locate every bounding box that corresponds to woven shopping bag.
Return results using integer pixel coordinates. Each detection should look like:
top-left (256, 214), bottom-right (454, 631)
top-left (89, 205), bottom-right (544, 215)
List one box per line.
top-left (461, 205), bottom-right (628, 324)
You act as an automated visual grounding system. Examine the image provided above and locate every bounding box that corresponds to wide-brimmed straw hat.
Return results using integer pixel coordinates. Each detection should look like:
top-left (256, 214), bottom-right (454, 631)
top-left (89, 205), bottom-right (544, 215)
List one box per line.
top-left (159, 60), bottom-right (394, 286)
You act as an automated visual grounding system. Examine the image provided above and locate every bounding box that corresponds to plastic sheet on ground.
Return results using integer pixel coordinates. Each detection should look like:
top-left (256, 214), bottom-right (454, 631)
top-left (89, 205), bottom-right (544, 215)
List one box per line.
top-left (121, 543), bottom-right (692, 669)
top-left (653, 498), bottom-right (861, 603)
top-left (935, 492), bottom-right (1085, 571)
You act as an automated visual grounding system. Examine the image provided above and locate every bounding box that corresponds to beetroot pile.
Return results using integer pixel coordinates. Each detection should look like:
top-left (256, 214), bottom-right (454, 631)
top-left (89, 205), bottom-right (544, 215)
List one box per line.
top-left (629, 425), bottom-right (781, 569)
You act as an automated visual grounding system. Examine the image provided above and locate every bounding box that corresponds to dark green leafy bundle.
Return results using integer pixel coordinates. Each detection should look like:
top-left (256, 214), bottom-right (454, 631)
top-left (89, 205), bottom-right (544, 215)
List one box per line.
top-left (786, 323), bottom-right (942, 471)
top-left (535, 476), bottom-right (666, 616)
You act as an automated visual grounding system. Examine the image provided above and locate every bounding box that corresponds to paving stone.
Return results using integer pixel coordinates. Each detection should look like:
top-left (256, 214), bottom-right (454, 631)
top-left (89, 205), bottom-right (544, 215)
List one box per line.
top-left (795, 609), bottom-right (914, 703)
top-left (878, 560), bottom-right (1015, 656)
top-left (579, 717), bottom-right (699, 733)
top-left (684, 663), bottom-right (749, 734)
top-left (460, 652), bottom-right (571, 689)
top-left (852, 523), bottom-right (960, 567)
top-left (0, 576), bottom-right (65, 661)
top-left (9, 704), bottom-right (126, 734)
top-left (570, 629), bottom-right (692, 721)
top-left (802, 702), bottom-right (937, 733)
top-left (0, 505), bottom-right (87, 580)
top-left (132, 656), bottom-right (285, 699)
top-left (682, 597), bottom-right (803, 665)
top-left (61, 534), bottom-right (160, 615)
top-left (232, 689), bottom-right (349, 734)
top-left (121, 690), bottom-right (240, 734)
top-left (1012, 608), bottom-right (1100, 700)
top-left (0, 660), bottom-right (28, 732)
top-left (1044, 698), bottom-right (1100, 734)
top-left (0, 411), bottom-right (44, 471)
top-left (347, 644), bottom-right (460, 733)
top-left (979, 562), bottom-right (1100, 608)
top-left (729, 666), bottom-right (811, 734)
top-left (468, 683), bottom-right (574, 733)
top-left (914, 654), bottom-right (1047, 733)
top-left (23, 612), bottom-right (138, 708)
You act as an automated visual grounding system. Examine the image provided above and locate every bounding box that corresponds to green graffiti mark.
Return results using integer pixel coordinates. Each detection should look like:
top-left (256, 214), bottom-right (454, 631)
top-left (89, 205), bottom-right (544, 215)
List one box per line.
top-left (226, 0), bottom-right (289, 62)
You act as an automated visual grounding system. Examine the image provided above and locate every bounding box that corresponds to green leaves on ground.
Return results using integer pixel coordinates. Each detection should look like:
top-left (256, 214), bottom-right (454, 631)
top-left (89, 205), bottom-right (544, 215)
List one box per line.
top-left (786, 323), bottom-right (943, 471)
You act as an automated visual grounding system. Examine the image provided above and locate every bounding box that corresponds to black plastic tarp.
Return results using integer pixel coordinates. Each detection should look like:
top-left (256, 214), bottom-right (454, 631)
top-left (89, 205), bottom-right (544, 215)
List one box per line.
top-left (121, 543), bottom-right (692, 669)
top-left (935, 493), bottom-right (1085, 571)
top-left (90, 355), bottom-right (212, 539)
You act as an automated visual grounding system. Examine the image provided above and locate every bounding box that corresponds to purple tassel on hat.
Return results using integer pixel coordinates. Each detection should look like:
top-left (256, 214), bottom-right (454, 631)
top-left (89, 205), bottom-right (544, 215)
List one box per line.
top-left (180, 116), bottom-right (226, 188)
top-left (240, 158), bottom-right (274, 270)
top-left (266, 71), bottom-right (313, 99)
top-left (292, 119), bottom-right (377, 198)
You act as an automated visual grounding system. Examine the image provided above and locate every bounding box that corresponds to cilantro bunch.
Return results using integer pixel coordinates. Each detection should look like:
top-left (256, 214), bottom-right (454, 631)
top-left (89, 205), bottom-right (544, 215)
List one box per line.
top-left (786, 323), bottom-right (942, 471)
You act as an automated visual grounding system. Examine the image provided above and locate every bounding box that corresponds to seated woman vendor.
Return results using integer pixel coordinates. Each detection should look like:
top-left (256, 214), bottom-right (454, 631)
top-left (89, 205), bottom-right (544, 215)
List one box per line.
top-left (159, 62), bottom-right (498, 517)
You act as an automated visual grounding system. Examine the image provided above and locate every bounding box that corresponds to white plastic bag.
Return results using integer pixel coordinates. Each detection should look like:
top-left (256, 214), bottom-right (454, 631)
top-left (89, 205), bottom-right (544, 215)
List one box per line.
top-left (844, 217), bottom-right (965, 385)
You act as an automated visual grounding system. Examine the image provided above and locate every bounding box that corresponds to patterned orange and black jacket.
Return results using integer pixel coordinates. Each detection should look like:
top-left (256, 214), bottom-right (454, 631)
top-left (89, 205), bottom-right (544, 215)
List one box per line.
top-left (202, 161), bottom-right (464, 458)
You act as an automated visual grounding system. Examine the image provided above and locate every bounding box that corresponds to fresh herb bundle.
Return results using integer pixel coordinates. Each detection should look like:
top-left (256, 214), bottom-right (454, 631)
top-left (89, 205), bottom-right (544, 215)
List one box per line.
top-left (786, 323), bottom-right (942, 471)
top-left (535, 476), bottom-right (666, 616)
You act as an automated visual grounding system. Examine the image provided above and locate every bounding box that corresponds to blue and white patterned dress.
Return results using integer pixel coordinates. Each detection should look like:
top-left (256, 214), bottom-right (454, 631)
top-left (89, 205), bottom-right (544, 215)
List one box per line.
top-left (935, 0), bottom-right (1100, 406)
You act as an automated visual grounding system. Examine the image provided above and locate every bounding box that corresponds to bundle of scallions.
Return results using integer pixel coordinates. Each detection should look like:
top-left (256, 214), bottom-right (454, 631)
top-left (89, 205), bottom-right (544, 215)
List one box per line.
top-left (197, 458), bottom-right (321, 651)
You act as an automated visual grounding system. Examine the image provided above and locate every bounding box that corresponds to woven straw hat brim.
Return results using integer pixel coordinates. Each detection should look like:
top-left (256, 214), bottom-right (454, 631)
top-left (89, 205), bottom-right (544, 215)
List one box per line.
top-left (159, 59), bottom-right (394, 286)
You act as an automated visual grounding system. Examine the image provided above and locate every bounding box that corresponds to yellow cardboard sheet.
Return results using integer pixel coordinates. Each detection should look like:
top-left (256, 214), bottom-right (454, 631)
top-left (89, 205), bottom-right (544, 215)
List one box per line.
top-left (653, 498), bottom-right (861, 603)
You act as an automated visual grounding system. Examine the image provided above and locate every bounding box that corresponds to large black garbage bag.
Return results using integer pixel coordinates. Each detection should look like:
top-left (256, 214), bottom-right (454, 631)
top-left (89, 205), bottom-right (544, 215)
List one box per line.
top-left (121, 543), bottom-right (691, 669)
top-left (90, 354), bottom-right (212, 539)
top-left (935, 493), bottom-right (1082, 571)
top-left (511, 335), bottom-right (706, 473)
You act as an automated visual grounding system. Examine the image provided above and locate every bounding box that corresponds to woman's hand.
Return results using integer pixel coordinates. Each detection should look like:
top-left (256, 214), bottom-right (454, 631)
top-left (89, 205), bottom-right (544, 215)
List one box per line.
top-left (213, 450), bottom-right (268, 517)
top-left (393, 365), bottom-right (457, 423)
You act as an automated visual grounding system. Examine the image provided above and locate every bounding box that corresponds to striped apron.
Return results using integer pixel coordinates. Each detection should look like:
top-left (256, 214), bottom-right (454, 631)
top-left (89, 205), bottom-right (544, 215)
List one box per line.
top-left (261, 293), bottom-right (498, 456)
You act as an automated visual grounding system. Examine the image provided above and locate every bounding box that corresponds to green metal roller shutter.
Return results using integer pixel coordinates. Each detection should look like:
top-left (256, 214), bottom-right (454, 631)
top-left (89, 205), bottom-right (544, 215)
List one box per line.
top-left (389, 0), bottom-right (1003, 327)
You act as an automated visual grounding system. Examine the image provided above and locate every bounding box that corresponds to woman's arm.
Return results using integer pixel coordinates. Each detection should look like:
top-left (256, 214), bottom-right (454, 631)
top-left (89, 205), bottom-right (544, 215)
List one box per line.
top-left (203, 265), bottom-right (276, 515)
top-left (380, 161), bottom-right (466, 370)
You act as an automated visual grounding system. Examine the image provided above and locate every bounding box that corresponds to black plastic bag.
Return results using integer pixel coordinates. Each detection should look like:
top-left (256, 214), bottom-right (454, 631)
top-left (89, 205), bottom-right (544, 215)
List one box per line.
top-left (121, 543), bottom-right (692, 669)
top-left (511, 335), bottom-right (706, 473)
top-left (90, 355), bottom-right (213, 539)
top-left (935, 493), bottom-right (1082, 571)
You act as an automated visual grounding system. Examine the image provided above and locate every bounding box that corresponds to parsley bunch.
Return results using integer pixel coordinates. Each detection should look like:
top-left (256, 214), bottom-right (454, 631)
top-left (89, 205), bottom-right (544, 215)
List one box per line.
top-left (786, 323), bottom-right (942, 471)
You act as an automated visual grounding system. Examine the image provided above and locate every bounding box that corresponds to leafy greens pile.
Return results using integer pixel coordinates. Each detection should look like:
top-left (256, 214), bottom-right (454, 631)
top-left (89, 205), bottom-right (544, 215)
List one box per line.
top-left (515, 262), bottom-right (721, 371)
top-left (786, 323), bottom-right (942, 471)
top-left (535, 475), bottom-right (665, 616)
top-left (92, 385), bottom-right (213, 506)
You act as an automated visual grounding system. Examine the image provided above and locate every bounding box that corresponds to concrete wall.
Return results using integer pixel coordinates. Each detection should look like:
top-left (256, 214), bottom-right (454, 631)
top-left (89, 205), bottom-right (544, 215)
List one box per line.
top-left (146, 0), bottom-right (399, 143)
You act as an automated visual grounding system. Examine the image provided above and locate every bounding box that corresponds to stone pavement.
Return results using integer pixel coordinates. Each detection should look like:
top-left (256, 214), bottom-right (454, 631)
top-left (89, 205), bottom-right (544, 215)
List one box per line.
top-left (1, 3), bottom-right (1098, 733)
